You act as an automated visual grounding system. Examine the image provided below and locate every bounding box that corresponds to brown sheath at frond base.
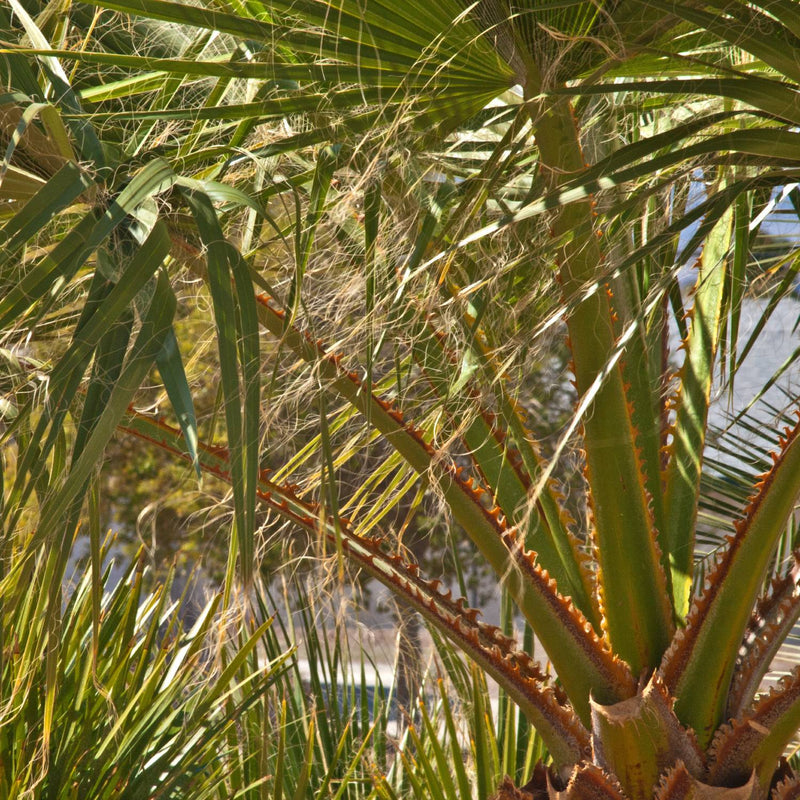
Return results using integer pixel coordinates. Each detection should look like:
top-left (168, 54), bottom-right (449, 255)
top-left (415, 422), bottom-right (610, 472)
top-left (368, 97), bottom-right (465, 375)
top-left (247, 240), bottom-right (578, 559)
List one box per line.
top-left (771, 774), bottom-right (800, 800)
top-left (490, 762), bottom-right (551, 800)
top-left (492, 776), bottom-right (539, 800)
top-left (548, 763), bottom-right (628, 800)
top-left (655, 762), bottom-right (758, 800)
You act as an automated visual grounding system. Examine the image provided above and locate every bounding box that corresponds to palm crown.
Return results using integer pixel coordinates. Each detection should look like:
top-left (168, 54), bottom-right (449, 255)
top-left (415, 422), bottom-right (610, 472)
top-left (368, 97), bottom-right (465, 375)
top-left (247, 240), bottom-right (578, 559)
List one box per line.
top-left (5, 0), bottom-right (800, 797)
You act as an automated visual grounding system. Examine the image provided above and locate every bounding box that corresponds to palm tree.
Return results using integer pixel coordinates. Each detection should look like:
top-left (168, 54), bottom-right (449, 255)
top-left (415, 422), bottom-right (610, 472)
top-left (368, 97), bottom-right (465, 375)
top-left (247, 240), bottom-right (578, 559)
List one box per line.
top-left (6, 0), bottom-right (800, 797)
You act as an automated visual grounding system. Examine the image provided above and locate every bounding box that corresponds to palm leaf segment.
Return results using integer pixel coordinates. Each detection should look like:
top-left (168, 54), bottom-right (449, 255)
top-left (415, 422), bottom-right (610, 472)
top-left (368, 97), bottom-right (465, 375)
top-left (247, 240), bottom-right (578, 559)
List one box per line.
top-left (7, 0), bottom-right (800, 797)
